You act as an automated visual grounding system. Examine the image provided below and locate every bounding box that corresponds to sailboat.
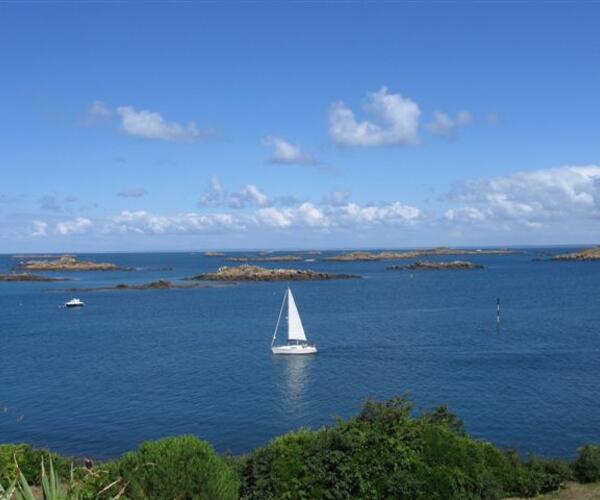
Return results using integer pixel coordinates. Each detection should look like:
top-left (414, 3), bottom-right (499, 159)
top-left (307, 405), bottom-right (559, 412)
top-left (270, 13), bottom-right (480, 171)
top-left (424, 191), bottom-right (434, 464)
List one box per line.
top-left (271, 287), bottom-right (317, 355)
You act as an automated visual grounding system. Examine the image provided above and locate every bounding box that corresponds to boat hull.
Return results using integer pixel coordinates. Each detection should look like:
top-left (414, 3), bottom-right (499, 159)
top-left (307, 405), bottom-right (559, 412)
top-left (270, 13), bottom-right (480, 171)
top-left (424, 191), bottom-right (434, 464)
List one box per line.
top-left (272, 344), bottom-right (317, 355)
top-left (65, 304), bottom-right (84, 308)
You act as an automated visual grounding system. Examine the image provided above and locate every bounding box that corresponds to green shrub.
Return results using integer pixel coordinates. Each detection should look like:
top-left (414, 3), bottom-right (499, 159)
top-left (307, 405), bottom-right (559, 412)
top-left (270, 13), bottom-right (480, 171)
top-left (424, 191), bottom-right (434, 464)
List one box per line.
top-left (110, 435), bottom-right (238, 500)
top-left (573, 444), bottom-right (600, 483)
top-left (240, 398), bottom-right (574, 500)
top-left (0, 444), bottom-right (71, 487)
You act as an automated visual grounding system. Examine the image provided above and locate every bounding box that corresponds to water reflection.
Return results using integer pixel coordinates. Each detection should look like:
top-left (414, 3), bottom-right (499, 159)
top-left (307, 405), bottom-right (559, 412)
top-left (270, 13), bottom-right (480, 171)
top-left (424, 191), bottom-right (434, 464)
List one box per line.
top-left (276, 355), bottom-right (315, 416)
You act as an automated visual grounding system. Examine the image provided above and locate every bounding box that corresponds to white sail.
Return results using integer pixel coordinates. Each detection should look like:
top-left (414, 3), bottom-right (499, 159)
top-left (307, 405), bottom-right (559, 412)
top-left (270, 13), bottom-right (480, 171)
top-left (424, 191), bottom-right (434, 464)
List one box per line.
top-left (287, 288), bottom-right (307, 342)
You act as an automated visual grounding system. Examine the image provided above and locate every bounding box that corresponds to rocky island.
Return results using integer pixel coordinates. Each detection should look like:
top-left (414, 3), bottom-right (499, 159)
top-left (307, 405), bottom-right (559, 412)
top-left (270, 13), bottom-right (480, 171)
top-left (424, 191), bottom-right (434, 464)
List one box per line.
top-left (204, 251), bottom-right (225, 257)
top-left (17, 255), bottom-right (125, 272)
top-left (63, 279), bottom-right (228, 292)
top-left (326, 247), bottom-right (515, 261)
top-left (550, 246), bottom-right (600, 261)
top-left (388, 260), bottom-right (485, 271)
top-left (224, 255), bottom-right (303, 262)
top-left (0, 273), bottom-right (68, 282)
top-left (186, 265), bottom-right (359, 281)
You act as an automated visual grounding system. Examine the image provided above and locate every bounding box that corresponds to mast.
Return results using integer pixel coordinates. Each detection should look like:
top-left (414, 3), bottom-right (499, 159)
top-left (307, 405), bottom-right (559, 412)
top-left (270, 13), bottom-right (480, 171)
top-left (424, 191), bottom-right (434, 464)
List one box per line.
top-left (271, 289), bottom-right (287, 347)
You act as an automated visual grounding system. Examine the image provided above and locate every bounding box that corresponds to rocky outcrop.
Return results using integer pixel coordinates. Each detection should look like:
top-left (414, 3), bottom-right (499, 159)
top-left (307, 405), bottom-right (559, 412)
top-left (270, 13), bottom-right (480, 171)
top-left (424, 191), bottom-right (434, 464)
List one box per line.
top-left (204, 252), bottom-right (225, 257)
top-left (0, 273), bottom-right (68, 282)
top-left (64, 279), bottom-right (229, 292)
top-left (326, 248), bottom-right (515, 261)
top-left (551, 246), bottom-right (600, 261)
top-left (18, 255), bottom-right (124, 271)
top-left (388, 260), bottom-right (485, 271)
top-left (186, 265), bottom-right (359, 281)
top-left (224, 255), bottom-right (303, 262)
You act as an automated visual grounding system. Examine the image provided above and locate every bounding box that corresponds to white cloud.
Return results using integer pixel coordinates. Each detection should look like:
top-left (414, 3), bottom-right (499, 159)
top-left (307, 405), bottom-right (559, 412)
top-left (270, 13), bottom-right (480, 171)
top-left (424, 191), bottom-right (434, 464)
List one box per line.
top-left (55, 217), bottom-right (93, 236)
top-left (485, 113), bottom-right (499, 124)
top-left (445, 165), bottom-right (600, 228)
top-left (329, 87), bottom-right (421, 146)
top-left (199, 177), bottom-right (269, 209)
top-left (427, 110), bottom-right (473, 138)
top-left (116, 106), bottom-right (209, 142)
top-left (118, 187), bottom-right (147, 198)
top-left (30, 220), bottom-right (48, 237)
top-left (109, 210), bottom-right (242, 235)
top-left (199, 176), bottom-right (225, 207)
top-left (263, 136), bottom-right (316, 165)
top-left (228, 184), bottom-right (269, 209)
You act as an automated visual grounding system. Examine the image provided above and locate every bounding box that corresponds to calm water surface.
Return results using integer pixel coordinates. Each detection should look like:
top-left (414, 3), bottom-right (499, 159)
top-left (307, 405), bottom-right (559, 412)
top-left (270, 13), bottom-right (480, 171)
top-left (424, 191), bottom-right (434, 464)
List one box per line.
top-left (1, 249), bottom-right (599, 459)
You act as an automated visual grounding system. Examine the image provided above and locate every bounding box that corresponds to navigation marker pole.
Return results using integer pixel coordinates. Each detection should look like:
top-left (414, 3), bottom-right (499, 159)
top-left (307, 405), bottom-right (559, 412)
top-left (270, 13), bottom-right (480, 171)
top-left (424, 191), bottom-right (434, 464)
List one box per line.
top-left (496, 298), bottom-right (501, 328)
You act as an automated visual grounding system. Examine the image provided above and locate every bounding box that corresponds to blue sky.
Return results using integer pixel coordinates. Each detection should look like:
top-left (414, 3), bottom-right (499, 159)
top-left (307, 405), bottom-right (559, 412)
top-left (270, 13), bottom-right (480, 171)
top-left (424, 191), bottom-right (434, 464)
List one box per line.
top-left (1, 1), bottom-right (599, 251)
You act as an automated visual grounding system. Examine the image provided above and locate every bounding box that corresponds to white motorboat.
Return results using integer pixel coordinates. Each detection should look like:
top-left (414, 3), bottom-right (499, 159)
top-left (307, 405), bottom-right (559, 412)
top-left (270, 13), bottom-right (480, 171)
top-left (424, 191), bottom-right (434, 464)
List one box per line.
top-left (271, 287), bottom-right (317, 355)
top-left (65, 298), bottom-right (84, 308)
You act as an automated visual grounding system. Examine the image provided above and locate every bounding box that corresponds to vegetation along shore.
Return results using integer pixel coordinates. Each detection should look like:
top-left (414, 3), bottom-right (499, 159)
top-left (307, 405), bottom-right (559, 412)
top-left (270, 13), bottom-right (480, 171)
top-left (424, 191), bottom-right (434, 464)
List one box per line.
top-left (2, 397), bottom-right (600, 499)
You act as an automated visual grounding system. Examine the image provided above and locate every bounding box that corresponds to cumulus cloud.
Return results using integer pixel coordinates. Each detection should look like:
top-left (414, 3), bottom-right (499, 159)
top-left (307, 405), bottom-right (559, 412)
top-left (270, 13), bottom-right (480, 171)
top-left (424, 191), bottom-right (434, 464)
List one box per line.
top-left (116, 106), bottom-right (209, 142)
top-left (55, 217), bottom-right (93, 236)
top-left (228, 185), bottom-right (269, 209)
top-left (199, 177), bottom-right (269, 209)
top-left (445, 165), bottom-right (600, 228)
top-left (198, 176), bottom-right (226, 207)
top-left (427, 110), bottom-right (473, 138)
top-left (263, 136), bottom-right (317, 165)
top-left (30, 220), bottom-right (48, 237)
top-left (118, 187), bottom-right (147, 198)
top-left (329, 87), bottom-right (421, 146)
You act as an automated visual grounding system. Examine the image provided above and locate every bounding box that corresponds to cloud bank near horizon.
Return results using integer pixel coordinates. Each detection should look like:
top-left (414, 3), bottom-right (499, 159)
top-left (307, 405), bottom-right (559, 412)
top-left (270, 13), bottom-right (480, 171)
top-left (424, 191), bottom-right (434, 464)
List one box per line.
top-left (7, 164), bottom-right (599, 249)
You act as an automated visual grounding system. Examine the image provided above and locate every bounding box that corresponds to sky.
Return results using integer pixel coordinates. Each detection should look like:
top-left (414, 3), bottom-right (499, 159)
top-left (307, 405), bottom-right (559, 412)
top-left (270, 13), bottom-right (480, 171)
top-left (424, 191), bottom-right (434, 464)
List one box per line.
top-left (1, 1), bottom-right (599, 252)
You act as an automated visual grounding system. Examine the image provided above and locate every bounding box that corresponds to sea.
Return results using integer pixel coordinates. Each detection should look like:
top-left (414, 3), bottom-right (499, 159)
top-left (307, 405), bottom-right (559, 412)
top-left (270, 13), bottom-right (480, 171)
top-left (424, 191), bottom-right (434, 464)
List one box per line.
top-left (1, 249), bottom-right (599, 460)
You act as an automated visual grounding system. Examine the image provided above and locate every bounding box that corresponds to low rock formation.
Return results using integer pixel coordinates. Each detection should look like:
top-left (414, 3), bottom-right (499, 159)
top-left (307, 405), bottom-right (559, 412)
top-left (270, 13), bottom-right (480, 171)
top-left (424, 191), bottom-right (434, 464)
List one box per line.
top-left (64, 279), bottom-right (228, 292)
top-left (551, 246), bottom-right (600, 261)
top-left (388, 260), bottom-right (485, 271)
top-left (18, 255), bottom-right (124, 271)
top-left (0, 273), bottom-right (68, 282)
top-left (186, 265), bottom-right (359, 281)
top-left (224, 255), bottom-right (303, 262)
top-left (326, 248), bottom-right (515, 261)
top-left (204, 252), bottom-right (225, 257)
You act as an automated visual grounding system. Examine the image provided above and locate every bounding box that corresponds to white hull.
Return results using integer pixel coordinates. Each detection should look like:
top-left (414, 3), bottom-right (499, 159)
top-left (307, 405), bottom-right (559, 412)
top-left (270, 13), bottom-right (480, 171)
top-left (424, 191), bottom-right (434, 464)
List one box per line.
top-left (272, 344), bottom-right (317, 355)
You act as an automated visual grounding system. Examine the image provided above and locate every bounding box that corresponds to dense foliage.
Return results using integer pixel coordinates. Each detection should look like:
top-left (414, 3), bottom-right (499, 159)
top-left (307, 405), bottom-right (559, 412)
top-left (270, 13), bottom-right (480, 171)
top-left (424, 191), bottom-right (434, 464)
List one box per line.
top-left (238, 397), bottom-right (574, 499)
top-left (0, 444), bottom-right (70, 488)
top-left (1, 397), bottom-right (599, 499)
top-left (573, 444), bottom-right (600, 483)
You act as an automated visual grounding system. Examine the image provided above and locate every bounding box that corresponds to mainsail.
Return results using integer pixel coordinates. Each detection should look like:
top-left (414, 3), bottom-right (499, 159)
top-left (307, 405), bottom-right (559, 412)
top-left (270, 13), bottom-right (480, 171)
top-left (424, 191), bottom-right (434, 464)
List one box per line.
top-left (287, 288), bottom-right (307, 342)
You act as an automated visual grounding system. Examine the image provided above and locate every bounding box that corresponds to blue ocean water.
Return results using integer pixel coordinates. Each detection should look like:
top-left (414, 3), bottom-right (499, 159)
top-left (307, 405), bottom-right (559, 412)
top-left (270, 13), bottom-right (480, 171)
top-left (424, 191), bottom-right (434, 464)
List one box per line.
top-left (1, 249), bottom-right (599, 460)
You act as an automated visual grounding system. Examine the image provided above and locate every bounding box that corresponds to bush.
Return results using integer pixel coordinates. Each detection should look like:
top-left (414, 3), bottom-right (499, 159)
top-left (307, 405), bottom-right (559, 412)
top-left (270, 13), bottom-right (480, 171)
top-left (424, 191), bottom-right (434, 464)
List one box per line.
top-left (239, 398), bottom-right (575, 500)
top-left (574, 444), bottom-right (600, 483)
top-left (0, 444), bottom-right (71, 487)
top-left (109, 435), bottom-right (239, 500)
